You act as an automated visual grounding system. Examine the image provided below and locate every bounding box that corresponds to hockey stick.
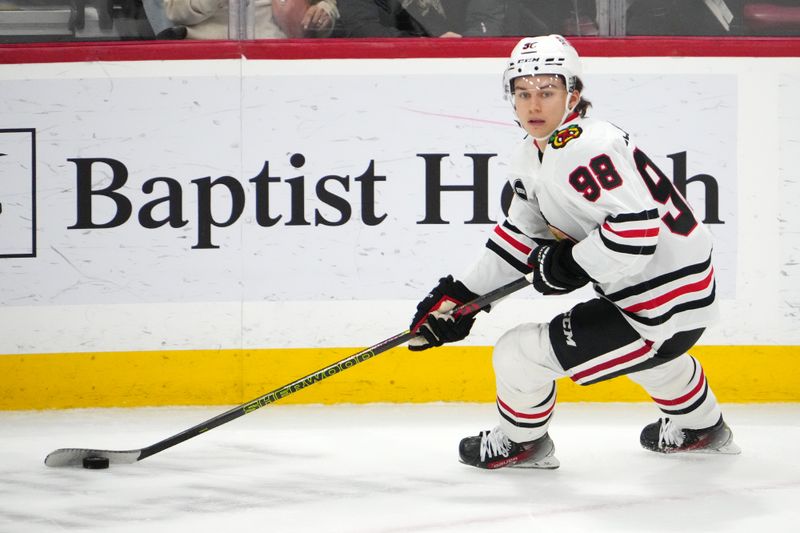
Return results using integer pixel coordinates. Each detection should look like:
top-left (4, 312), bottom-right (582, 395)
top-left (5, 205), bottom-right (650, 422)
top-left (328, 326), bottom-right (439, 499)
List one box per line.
top-left (44, 273), bottom-right (533, 468)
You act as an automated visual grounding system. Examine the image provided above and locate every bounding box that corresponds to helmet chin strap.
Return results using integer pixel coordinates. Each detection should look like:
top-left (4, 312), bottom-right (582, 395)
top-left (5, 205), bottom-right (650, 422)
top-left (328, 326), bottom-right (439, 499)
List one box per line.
top-left (533, 93), bottom-right (578, 146)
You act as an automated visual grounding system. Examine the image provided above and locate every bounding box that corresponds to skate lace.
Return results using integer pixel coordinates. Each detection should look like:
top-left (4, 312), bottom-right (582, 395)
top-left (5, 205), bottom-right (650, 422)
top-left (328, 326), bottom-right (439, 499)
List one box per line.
top-left (657, 418), bottom-right (685, 448)
top-left (480, 427), bottom-right (511, 461)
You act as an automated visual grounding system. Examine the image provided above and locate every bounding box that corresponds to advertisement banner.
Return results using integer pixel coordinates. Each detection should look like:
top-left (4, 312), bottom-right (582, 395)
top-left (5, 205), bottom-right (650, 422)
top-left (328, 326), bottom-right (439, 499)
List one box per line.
top-left (0, 60), bottom-right (736, 308)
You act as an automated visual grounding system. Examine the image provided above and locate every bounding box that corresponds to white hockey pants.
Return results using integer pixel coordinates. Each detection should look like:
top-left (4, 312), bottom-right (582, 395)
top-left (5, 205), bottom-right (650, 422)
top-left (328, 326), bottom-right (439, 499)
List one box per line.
top-left (493, 322), bottom-right (722, 443)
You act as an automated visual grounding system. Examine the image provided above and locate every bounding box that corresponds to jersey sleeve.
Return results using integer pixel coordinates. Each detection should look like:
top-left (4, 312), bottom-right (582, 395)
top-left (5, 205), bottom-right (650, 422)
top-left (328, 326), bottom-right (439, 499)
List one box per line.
top-left (460, 184), bottom-right (553, 296)
top-left (562, 136), bottom-right (662, 284)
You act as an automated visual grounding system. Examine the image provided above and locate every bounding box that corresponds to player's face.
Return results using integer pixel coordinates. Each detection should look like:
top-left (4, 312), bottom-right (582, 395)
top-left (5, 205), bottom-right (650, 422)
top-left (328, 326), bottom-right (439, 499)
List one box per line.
top-left (512, 75), bottom-right (579, 140)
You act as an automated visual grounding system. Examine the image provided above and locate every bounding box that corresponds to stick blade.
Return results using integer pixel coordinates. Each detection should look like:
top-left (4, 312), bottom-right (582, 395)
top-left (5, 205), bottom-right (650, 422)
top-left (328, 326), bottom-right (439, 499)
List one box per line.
top-left (44, 448), bottom-right (142, 467)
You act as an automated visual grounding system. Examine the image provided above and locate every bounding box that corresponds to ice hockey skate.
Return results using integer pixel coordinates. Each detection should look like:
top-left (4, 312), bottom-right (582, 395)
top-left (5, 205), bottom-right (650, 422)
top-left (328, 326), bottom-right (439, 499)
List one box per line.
top-left (640, 416), bottom-right (741, 454)
top-left (458, 427), bottom-right (560, 469)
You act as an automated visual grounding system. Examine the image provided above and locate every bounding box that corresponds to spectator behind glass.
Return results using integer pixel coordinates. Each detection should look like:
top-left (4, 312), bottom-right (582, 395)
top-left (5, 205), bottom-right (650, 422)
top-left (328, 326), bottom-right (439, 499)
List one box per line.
top-left (741, 0), bottom-right (800, 36)
top-left (334, 0), bottom-right (478, 37)
top-left (458, 1), bottom-right (597, 37)
top-left (164, 0), bottom-right (340, 39)
top-left (627, 0), bottom-right (735, 35)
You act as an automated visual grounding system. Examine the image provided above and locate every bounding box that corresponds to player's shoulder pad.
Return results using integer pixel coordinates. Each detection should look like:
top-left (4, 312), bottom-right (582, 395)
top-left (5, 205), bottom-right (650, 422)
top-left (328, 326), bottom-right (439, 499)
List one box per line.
top-left (549, 117), bottom-right (619, 148)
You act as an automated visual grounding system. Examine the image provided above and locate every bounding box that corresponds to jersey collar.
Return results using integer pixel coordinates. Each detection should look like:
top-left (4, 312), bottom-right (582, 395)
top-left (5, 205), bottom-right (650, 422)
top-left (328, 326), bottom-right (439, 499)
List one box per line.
top-left (561, 111), bottom-right (580, 125)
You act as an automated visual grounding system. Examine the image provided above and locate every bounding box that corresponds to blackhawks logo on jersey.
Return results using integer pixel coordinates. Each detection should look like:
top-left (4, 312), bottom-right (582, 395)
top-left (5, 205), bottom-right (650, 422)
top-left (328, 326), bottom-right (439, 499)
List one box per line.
top-left (549, 125), bottom-right (583, 149)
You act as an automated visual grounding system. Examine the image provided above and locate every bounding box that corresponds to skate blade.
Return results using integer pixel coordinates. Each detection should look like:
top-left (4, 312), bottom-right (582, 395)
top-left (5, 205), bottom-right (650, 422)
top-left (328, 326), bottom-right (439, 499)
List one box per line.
top-left (512, 455), bottom-right (560, 469)
top-left (690, 440), bottom-right (742, 455)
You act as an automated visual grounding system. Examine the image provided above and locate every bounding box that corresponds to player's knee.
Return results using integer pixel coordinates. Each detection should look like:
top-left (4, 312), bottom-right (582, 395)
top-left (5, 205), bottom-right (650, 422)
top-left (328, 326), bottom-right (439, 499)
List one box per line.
top-left (492, 327), bottom-right (521, 379)
top-left (492, 322), bottom-right (554, 385)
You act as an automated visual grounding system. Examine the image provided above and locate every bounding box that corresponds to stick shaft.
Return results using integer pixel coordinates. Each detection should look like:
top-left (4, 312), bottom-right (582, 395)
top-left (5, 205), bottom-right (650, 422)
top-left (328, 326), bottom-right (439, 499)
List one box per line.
top-left (139, 330), bottom-right (415, 459)
top-left (140, 274), bottom-right (531, 461)
top-left (46, 274), bottom-right (531, 466)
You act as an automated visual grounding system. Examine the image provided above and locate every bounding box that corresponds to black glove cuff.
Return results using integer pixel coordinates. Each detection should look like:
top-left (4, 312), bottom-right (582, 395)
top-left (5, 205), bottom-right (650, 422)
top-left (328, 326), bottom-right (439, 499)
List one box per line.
top-left (529, 240), bottom-right (592, 295)
top-left (553, 241), bottom-right (590, 284)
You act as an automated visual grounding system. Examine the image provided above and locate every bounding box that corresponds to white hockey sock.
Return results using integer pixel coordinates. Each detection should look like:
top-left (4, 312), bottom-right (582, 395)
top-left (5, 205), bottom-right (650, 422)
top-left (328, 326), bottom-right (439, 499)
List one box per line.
top-left (496, 381), bottom-right (556, 443)
top-left (628, 354), bottom-right (721, 430)
top-left (492, 322), bottom-right (565, 443)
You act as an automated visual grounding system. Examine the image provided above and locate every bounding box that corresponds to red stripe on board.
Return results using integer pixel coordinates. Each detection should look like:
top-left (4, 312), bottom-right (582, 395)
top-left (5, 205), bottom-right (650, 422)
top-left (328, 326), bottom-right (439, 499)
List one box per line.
top-left (624, 268), bottom-right (714, 314)
top-left (497, 396), bottom-right (554, 420)
top-left (494, 225), bottom-right (532, 255)
top-left (652, 368), bottom-right (706, 406)
top-left (0, 40), bottom-right (242, 64)
top-left (602, 222), bottom-right (660, 238)
top-left (571, 342), bottom-right (653, 382)
top-left (2, 37), bottom-right (800, 65)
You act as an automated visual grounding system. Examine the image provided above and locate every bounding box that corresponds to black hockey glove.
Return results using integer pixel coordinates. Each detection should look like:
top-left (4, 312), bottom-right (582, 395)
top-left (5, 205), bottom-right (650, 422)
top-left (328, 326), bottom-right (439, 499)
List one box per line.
top-left (408, 275), bottom-right (479, 352)
top-left (529, 240), bottom-right (591, 295)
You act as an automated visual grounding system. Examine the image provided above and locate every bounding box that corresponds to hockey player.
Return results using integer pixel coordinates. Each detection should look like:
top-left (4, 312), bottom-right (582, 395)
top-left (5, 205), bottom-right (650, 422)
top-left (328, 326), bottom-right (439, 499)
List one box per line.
top-left (408, 34), bottom-right (740, 469)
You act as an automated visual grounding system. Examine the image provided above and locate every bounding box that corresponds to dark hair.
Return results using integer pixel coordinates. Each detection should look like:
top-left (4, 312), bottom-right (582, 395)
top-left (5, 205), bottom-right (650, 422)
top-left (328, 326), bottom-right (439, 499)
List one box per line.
top-left (573, 77), bottom-right (592, 117)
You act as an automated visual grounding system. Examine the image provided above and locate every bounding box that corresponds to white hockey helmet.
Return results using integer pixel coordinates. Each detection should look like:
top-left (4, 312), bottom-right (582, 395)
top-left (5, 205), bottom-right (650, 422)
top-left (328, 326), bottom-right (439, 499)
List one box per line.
top-left (503, 35), bottom-right (583, 101)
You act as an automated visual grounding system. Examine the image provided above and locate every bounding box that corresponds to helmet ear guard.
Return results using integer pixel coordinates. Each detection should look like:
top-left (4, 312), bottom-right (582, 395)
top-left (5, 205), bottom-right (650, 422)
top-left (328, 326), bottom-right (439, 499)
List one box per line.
top-left (503, 34), bottom-right (583, 102)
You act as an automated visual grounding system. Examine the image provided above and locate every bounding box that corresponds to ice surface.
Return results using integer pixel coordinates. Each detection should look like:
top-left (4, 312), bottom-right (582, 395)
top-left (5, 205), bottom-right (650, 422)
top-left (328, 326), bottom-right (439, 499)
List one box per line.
top-left (2, 403), bottom-right (799, 532)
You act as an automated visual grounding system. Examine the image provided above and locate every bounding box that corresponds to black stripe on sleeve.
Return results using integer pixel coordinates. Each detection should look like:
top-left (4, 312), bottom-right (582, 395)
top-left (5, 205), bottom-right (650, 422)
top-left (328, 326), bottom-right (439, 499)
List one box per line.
top-left (486, 240), bottom-right (532, 274)
top-left (619, 283), bottom-right (716, 327)
top-left (607, 209), bottom-right (660, 223)
top-left (601, 255), bottom-right (713, 302)
top-left (600, 232), bottom-right (657, 256)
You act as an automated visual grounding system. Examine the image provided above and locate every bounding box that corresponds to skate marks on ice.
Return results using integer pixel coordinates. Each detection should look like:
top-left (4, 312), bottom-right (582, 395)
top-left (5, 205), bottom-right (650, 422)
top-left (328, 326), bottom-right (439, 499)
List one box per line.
top-left (1, 403), bottom-right (799, 532)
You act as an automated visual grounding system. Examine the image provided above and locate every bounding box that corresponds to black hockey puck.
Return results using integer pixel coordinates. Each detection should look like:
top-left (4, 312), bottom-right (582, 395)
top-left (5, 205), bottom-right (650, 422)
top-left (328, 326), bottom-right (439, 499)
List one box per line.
top-left (82, 456), bottom-right (109, 469)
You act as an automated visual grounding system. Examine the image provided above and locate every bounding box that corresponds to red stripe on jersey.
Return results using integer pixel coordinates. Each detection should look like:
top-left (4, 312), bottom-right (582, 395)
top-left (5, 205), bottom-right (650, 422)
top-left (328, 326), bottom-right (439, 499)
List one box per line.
top-left (571, 342), bottom-right (653, 382)
top-left (624, 268), bottom-right (714, 313)
top-left (496, 396), bottom-right (554, 420)
top-left (602, 222), bottom-right (660, 238)
top-left (563, 112), bottom-right (580, 123)
top-left (651, 368), bottom-right (706, 406)
top-left (493, 225), bottom-right (532, 255)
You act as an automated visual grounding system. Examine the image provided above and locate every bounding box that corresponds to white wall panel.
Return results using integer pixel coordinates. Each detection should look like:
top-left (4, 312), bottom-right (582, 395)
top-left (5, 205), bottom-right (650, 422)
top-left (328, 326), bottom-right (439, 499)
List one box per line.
top-left (0, 56), bottom-right (796, 353)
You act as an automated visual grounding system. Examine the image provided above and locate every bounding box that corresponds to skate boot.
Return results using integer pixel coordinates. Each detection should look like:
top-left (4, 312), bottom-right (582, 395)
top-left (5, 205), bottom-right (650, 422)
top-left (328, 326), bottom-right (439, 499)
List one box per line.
top-left (458, 426), bottom-right (560, 469)
top-left (640, 416), bottom-right (741, 454)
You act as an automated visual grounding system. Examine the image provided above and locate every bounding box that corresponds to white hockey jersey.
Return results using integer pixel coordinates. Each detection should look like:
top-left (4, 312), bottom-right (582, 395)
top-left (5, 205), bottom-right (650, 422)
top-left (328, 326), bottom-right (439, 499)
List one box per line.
top-left (461, 113), bottom-right (719, 342)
